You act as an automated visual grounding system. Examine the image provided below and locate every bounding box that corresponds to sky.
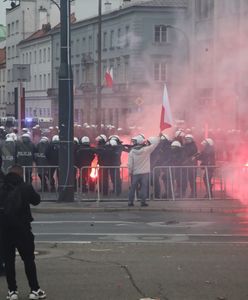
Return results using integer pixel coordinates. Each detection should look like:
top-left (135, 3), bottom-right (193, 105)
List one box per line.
top-left (0, 0), bottom-right (122, 26)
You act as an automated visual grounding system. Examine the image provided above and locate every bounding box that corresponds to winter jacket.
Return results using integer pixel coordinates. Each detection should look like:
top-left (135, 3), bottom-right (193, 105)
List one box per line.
top-left (0, 172), bottom-right (40, 229)
top-left (128, 139), bottom-right (159, 175)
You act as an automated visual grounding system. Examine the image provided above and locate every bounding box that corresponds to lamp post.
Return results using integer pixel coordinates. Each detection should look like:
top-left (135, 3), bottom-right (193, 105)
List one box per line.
top-left (96, 0), bottom-right (102, 131)
top-left (58, 0), bottom-right (74, 202)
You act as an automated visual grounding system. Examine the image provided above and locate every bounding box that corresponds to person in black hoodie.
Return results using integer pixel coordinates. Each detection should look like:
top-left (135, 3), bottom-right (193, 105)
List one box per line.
top-left (0, 165), bottom-right (46, 300)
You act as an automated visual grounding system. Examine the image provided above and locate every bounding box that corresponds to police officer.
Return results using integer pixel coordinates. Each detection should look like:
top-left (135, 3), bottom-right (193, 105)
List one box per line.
top-left (107, 136), bottom-right (123, 196)
top-left (15, 133), bottom-right (35, 183)
top-left (195, 138), bottom-right (215, 198)
top-left (153, 134), bottom-right (172, 199)
top-left (184, 134), bottom-right (198, 198)
top-left (0, 134), bottom-right (16, 174)
top-left (34, 137), bottom-right (50, 192)
top-left (45, 135), bottom-right (60, 192)
top-left (76, 136), bottom-right (95, 193)
top-left (170, 140), bottom-right (187, 198)
top-left (95, 134), bottom-right (111, 196)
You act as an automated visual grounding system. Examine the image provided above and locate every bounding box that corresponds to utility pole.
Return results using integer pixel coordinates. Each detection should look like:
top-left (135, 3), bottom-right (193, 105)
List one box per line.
top-left (96, 0), bottom-right (102, 130)
top-left (58, 0), bottom-right (74, 202)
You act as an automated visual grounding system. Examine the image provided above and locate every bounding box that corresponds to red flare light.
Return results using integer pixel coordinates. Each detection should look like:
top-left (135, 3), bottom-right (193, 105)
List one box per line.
top-left (90, 156), bottom-right (98, 179)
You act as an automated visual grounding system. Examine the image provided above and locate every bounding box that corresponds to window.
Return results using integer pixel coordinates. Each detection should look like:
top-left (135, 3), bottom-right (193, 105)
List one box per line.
top-left (39, 49), bottom-right (42, 63)
top-left (48, 47), bottom-right (50, 61)
top-left (103, 32), bottom-right (107, 50)
top-left (110, 30), bottom-right (114, 48)
top-left (15, 20), bottom-right (19, 34)
top-left (34, 50), bottom-right (37, 63)
top-left (43, 74), bottom-right (46, 89)
top-left (43, 48), bottom-right (46, 63)
top-left (196, 0), bottom-right (214, 19)
top-left (85, 63), bottom-right (94, 82)
top-left (125, 26), bottom-right (130, 47)
top-left (76, 39), bottom-right (80, 56)
top-left (82, 37), bottom-right (86, 52)
top-left (154, 25), bottom-right (168, 43)
top-left (12, 46), bottom-right (15, 58)
top-left (48, 73), bottom-right (50, 88)
top-left (29, 51), bottom-right (32, 63)
top-left (56, 42), bottom-right (59, 58)
top-left (7, 24), bottom-right (10, 37)
top-left (154, 62), bottom-right (168, 82)
top-left (88, 36), bottom-right (92, 52)
top-left (124, 56), bottom-right (129, 83)
top-left (117, 28), bottom-right (121, 47)
top-left (39, 75), bottom-right (42, 89)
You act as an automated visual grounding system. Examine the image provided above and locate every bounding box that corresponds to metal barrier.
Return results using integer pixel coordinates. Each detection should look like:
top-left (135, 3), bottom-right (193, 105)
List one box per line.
top-left (21, 164), bottom-right (248, 202)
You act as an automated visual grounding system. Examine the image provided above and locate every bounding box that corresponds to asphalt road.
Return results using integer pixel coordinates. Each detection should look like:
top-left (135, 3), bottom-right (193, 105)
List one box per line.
top-left (32, 210), bottom-right (248, 243)
top-left (1, 211), bottom-right (248, 300)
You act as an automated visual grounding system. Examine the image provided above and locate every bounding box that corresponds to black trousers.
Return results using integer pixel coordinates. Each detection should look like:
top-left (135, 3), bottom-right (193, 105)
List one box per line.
top-left (2, 227), bottom-right (40, 291)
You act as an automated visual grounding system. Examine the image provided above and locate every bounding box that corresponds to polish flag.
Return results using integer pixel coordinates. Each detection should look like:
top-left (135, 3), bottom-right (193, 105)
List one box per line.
top-left (160, 84), bottom-right (173, 132)
top-left (104, 67), bottom-right (113, 88)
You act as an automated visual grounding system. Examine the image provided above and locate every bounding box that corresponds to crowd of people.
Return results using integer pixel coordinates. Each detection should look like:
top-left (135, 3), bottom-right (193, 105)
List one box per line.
top-left (0, 122), bottom-right (219, 201)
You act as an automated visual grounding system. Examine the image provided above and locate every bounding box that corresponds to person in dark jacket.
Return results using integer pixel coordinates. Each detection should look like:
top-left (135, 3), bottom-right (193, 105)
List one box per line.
top-left (195, 138), bottom-right (216, 198)
top-left (184, 134), bottom-right (198, 198)
top-left (45, 135), bottom-right (60, 192)
top-left (76, 136), bottom-right (95, 192)
top-left (0, 164), bottom-right (46, 300)
top-left (0, 134), bottom-right (16, 174)
top-left (95, 134), bottom-right (111, 196)
top-left (170, 140), bottom-right (187, 198)
top-left (15, 134), bottom-right (35, 183)
top-left (34, 137), bottom-right (50, 192)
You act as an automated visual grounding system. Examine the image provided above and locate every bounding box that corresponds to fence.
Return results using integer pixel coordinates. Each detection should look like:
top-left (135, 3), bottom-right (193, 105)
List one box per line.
top-left (21, 164), bottom-right (248, 202)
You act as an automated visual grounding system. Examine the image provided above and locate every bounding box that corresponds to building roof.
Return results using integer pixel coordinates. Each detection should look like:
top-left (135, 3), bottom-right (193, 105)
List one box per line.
top-left (127, 0), bottom-right (188, 7)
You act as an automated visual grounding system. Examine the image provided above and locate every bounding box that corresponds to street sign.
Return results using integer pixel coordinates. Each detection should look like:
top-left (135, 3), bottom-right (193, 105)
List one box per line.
top-left (12, 64), bottom-right (31, 82)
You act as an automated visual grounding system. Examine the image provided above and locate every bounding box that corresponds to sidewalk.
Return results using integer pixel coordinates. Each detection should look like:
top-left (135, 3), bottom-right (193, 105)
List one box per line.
top-left (33, 198), bottom-right (248, 214)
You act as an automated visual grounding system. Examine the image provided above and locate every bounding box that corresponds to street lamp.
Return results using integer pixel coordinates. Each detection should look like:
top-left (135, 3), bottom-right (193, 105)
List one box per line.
top-left (58, 0), bottom-right (74, 202)
top-left (96, 0), bottom-right (102, 130)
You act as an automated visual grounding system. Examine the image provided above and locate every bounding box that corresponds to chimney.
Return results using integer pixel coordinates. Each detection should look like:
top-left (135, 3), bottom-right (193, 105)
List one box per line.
top-left (104, 1), bottom-right (112, 12)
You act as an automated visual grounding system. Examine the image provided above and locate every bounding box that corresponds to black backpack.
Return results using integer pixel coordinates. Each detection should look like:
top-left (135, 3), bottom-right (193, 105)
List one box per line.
top-left (0, 183), bottom-right (24, 229)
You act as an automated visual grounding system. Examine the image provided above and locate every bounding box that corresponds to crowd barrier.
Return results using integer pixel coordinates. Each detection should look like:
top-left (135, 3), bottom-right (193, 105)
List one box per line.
top-left (21, 164), bottom-right (247, 202)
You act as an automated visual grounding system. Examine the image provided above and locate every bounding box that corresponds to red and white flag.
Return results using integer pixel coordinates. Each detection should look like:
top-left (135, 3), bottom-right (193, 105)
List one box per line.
top-left (160, 84), bottom-right (173, 132)
top-left (104, 67), bottom-right (113, 88)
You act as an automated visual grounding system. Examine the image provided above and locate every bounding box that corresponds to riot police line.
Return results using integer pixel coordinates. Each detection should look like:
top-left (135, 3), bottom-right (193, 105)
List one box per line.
top-left (16, 163), bottom-right (240, 202)
top-left (0, 126), bottom-right (245, 202)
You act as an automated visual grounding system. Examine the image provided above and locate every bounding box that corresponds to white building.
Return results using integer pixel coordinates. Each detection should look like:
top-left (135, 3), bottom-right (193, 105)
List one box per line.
top-left (5, 0), bottom-right (60, 116)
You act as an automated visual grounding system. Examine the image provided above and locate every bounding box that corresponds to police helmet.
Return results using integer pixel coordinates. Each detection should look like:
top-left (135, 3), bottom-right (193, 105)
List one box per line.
top-left (175, 130), bottom-right (185, 138)
top-left (74, 137), bottom-right (79, 144)
top-left (147, 136), bottom-right (159, 145)
top-left (131, 135), bottom-right (145, 145)
top-left (109, 139), bottom-right (117, 146)
top-left (40, 136), bottom-right (49, 143)
top-left (185, 134), bottom-right (194, 143)
top-left (81, 136), bottom-right (90, 145)
top-left (201, 138), bottom-right (214, 146)
top-left (52, 135), bottom-right (59, 142)
top-left (171, 141), bottom-right (182, 148)
top-left (5, 134), bottom-right (14, 142)
top-left (160, 134), bottom-right (171, 141)
top-left (95, 134), bottom-right (107, 143)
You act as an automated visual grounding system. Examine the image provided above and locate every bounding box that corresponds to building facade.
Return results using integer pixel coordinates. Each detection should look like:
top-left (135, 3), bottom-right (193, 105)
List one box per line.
top-left (50, 0), bottom-right (189, 131)
top-left (190, 0), bottom-right (248, 130)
